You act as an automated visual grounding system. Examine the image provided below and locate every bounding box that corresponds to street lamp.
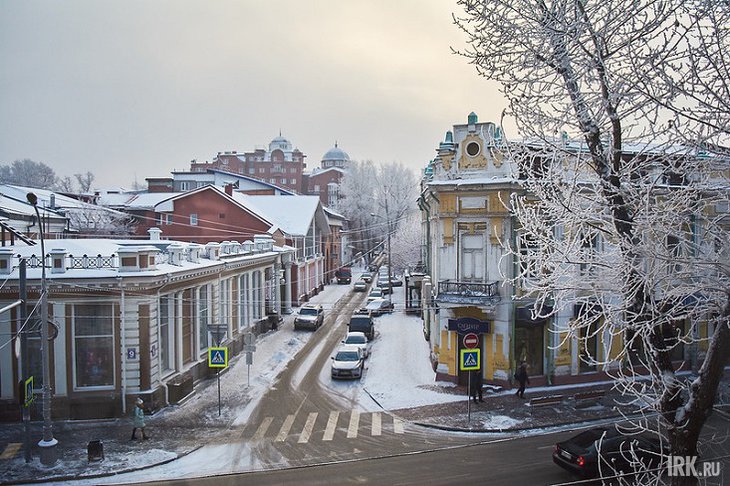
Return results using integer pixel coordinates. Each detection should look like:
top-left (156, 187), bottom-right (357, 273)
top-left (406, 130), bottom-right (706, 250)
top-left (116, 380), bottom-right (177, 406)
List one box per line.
top-left (26, 192), bottom-right (58, 465)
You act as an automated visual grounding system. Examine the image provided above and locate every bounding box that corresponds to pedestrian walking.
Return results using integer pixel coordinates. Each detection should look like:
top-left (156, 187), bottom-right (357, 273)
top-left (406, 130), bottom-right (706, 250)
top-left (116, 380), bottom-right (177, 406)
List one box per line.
top-left (470, 370), bottom-right (484, 403)
top-left (131, 398), bottom-right (149, 440)
top-left (514, 362), bottom-right (529, 399)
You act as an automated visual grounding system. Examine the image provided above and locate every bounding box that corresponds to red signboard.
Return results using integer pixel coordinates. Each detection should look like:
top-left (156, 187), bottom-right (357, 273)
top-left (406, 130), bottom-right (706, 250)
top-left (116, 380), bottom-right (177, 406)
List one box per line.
top-left (463, 333), bottom-right (479, 349)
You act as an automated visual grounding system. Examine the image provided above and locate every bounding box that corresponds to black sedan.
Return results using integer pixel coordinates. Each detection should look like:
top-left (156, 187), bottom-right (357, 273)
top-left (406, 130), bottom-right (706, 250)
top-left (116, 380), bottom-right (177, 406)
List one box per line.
top-left (553, 427), bottom-right (665, 479)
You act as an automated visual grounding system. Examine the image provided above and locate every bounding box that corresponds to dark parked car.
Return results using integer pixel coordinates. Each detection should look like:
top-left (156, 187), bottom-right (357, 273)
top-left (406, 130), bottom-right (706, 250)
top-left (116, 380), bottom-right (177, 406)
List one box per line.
top-left (294, 304), bottom-right (324, 330)
top-left (365, 298), bottom-right (394, 316)
top-left (553, 427), bottom-right (665, 479)
top-left (348, 311), bottom-right (374, 340)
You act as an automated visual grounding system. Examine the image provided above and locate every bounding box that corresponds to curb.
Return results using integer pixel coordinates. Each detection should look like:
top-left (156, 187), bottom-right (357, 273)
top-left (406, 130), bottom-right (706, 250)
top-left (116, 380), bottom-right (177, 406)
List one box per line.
top-left (0, 445), bottom-right (204, 485)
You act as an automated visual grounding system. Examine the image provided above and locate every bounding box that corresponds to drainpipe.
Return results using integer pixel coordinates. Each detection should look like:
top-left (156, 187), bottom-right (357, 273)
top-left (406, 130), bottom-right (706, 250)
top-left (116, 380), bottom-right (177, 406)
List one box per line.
top-left (119, 277), bottom-right (127, 415)
top-left (510, 215), bottom-right (517, 385)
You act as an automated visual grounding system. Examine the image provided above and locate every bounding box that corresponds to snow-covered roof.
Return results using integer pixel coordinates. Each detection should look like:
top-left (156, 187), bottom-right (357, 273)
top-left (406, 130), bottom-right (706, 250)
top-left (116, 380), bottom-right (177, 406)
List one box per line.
top-left (117, 192), bottom-right (182, 209)
top-left (0, 190), bottom-right (65, 219)
top-left (232, 194), bottom-right (325, 236)
top-left (1, 237), bottom-right (285, 281)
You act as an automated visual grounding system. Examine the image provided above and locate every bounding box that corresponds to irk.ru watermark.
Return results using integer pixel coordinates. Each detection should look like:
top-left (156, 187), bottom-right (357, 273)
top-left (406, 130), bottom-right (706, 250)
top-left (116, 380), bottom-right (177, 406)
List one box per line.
top-left (667, 456), bottom-right (721, 478)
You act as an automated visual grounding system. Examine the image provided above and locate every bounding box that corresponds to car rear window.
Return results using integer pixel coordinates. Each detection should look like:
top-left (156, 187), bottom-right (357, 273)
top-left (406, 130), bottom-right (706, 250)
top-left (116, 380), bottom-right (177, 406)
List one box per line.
top-left (571, 429), bottom-right (609, 448)
top-left (336, 351), bottom-right (360, 361)
top-left (300, 308), bottom-right (319, 316)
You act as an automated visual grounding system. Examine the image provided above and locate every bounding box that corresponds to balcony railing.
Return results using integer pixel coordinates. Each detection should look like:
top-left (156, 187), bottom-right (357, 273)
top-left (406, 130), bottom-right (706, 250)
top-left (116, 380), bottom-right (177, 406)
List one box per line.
top-left (437, 280), bottom-right (501, 305)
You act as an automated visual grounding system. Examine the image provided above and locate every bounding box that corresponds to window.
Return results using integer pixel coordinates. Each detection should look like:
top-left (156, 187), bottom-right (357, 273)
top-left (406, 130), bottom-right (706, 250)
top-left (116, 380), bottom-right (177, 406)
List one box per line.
top-left (273, 164), bottom-right (282, 173)
top-left (241, 273), bottom-right (250, 328)
top-left (156, 213), bottom-right (164, 225)
top-left (181, 290), bottom-right (194, 363)
top-left (314, 185), bottom-right (320, 192)
top-left (270, 178), bottom-right (276, 184)
top-left (579, 232), bottom-right (599, 275)
top-left (180, 181), bottom-right (190, 191)
top-left (259, 168), bottom-right (265, 173)
top-left (290, 168), bottom-right (297, 174)
top-left (190, 214), bottom-right (198, 226)
top-left (459, 232), bottom-right (485, 281)
top-left (514, 313), bottom-right (544, 376)
top-left (198, 285), bottom-right (210, 351)
top-left (165, 214), bottom-right (173, 225)
top-left (73, 303), bottom-right (115, 389)
top-left (518, 233), bottom-right (539, 281)
top-left (249, 168), bottom-right (255, 174)
top-left (253, 271), bottom-right (262, 319)
top-left (281, 178), bottom-right (286, 184)
top-left (159, 295), bottom-right (172, 373)
top-left (465, 141), bottom-right (481, 157)
top-left (291, 178), bottom-right (296, 184)
top-left (667, 234), bottom-right (682, 273)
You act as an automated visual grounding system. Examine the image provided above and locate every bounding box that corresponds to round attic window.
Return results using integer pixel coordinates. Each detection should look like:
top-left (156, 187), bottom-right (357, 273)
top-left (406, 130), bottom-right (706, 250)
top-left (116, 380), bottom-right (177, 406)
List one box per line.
top-left (465, 141), bottom-right (481, 157)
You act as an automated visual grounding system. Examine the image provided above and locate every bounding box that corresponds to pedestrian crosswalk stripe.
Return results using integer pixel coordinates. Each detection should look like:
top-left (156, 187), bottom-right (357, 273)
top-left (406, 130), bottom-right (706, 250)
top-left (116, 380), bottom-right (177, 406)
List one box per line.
top-left (323, 411), bottom-right (339, 441)
top-left (393, 418), bottom-right (404, 434)
top-left (253, 416), bottom-right (273, 441)
top-left (276, 415), bottom-right (295, 442)
top-left (298, 412), bottom-right (318, 443)
top-left (0, 443), bottom-right (22, 460)
top-left (371, 412), bottom-right (381, 436)
top-left (347, 410), bottom-right (360, 438)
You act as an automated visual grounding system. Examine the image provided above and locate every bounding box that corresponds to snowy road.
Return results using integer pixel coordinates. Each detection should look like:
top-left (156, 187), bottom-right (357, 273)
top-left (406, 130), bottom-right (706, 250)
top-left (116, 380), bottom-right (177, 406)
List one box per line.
top-left (73, 272), bottom-right (479, 484)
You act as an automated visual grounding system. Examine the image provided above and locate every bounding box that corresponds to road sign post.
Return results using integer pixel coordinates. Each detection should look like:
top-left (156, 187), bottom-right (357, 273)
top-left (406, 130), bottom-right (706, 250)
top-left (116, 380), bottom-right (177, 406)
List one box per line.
top-left (460, 348), bottom-right (481, 424)
top-left (208, 347), bottom-right (228, 416)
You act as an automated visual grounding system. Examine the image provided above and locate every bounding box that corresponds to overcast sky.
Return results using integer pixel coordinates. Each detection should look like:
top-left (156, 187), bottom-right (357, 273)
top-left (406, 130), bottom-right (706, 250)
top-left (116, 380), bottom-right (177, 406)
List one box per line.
top-left (0, 0), bottom-right (506, 189)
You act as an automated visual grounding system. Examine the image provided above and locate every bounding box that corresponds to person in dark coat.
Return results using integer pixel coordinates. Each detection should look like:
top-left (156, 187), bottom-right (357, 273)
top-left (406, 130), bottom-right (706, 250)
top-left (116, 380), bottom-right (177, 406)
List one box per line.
top-left (470, 370), bottom-right (484, 403)
top-left (515, 362), bottom-right (529, 398)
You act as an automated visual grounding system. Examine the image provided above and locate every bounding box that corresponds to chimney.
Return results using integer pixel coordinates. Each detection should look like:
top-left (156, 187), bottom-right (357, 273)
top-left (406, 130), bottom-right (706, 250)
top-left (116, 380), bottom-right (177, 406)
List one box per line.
top-left (148, 227), bottom-right (162, 241)
top-left (225, 184), bottom-right (233, 196)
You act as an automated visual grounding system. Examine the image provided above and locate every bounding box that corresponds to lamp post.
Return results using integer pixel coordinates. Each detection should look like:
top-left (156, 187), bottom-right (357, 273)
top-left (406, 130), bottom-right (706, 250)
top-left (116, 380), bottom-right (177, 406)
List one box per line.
top-left (26, 192), bottom-right (57, 465)
top-left (371, 210), bottom-right (393, 297)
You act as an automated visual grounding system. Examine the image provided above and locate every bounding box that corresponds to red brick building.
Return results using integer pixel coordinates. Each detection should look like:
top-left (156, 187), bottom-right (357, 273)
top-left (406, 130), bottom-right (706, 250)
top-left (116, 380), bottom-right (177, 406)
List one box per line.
top-left (190, 135), bottom-right (306, 193)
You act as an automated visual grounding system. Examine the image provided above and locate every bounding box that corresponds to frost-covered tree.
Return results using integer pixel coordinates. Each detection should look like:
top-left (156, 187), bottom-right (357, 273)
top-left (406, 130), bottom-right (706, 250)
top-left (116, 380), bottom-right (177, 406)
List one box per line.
top-left (68, 205), bottom-right (135, 236)
top-left (74, 171), bottom-right (95, 193)
top-left (455, 1), bottom-right (729, 484)
top-left (339, 160), bottom-right (379, 258)
top-left (389, 211), bottom-right (421, 274)
top-left (0, 159), bottom-right (57, 188)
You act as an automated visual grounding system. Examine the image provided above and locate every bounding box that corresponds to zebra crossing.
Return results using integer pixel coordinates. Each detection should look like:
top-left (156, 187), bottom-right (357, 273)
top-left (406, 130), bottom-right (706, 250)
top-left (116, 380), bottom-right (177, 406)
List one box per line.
top-left (247, 410), bottom-right (406, 444)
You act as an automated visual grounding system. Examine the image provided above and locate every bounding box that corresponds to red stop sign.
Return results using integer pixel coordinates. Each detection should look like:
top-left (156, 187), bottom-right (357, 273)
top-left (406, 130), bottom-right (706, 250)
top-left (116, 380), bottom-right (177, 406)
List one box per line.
top-left (463, 333), bottom-right (479, 349)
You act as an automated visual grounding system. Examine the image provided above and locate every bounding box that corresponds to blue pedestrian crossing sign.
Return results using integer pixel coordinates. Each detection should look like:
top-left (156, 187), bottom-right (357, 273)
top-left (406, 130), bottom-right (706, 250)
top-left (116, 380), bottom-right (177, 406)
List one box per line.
top-left (460, 349), bottom-right (480, 371)
top-left (208, 347), bottom-right (229, 368)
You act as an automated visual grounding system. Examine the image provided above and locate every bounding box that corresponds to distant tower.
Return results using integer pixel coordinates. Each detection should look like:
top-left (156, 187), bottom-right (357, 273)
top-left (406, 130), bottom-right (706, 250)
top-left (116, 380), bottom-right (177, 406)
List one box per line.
top-left (321, 142), bottom-right (351, 169)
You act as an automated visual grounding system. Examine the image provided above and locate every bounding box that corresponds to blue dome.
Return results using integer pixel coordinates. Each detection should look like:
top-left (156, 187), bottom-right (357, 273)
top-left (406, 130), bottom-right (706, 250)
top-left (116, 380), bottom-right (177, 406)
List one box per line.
top-left (322, 144), bottom-right (350, 162)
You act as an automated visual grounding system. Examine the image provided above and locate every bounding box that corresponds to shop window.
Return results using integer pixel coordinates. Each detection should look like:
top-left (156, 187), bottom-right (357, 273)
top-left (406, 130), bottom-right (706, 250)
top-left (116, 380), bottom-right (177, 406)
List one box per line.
top-left (159, 295), bottom-right (172, 373)
top-left (198, 285), bottom-right (210, 351)
top-left (73, 303), bottom-right (114, 389)
top-left (182, 290), bottom-right (194, 363)
top-left (514, 317), bottom-right (544, 376)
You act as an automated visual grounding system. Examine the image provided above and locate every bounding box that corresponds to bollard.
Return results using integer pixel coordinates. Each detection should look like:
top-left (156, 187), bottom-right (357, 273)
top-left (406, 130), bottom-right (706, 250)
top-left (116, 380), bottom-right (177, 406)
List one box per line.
top-left (87, 440), bottom-right (104, 462)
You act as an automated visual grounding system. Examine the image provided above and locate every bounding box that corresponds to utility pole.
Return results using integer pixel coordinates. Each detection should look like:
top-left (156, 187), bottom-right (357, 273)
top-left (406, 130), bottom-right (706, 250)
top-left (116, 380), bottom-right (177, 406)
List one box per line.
top-left (26, 193), bottom-right (57, 465)
top-left (19, 260), bottom-right (31, 463)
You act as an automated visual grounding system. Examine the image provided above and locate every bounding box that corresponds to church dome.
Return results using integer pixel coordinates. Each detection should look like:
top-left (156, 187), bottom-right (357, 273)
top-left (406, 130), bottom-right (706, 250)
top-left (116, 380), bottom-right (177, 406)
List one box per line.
top-left (269, 134), bottom-right (292, 151)
top-left (322, 143), bottom-right (350, 163)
